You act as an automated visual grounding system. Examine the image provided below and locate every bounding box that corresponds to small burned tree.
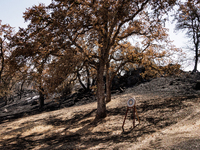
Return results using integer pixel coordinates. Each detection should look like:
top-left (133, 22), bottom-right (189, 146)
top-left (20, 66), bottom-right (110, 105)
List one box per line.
top-left (175, 0), bottom-right (200, 72)
top-left (0, 20), bottom-right (14, 104)
top-left (10, 4), bottom-right (80, 108)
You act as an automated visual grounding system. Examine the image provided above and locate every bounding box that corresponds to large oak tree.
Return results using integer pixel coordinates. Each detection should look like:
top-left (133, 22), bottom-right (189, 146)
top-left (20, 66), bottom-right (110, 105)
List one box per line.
top-left (48, 0), bottom-right (178, 119)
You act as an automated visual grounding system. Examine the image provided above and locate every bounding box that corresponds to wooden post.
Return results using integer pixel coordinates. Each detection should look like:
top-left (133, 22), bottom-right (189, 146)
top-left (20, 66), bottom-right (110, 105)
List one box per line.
top-left (122, 107), bottom-right (129, 129)
top-left (135, 105), bottom-right (140, 124)
top-left (133, 105), bottom-right (135, 127)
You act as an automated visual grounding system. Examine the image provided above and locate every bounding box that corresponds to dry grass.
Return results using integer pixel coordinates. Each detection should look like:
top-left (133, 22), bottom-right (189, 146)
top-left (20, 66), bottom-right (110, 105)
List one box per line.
top-left (0, 92), bottom-right (200, 150)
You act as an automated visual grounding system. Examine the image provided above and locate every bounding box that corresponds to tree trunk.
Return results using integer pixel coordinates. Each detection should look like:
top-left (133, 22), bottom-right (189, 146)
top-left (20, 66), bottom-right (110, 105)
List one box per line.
top-left (106, 62), bottom-right (111, 103)
top-left (4, 95), bottom-right (7, 106)
top-left (39, 87), bottom-right (44, 108)
top-left (77, 71), bottom-right (87, 91)
top-left (193, 43), bottom-right (199, 72)
top-left (0, 42), bottom-right (4, 81)
top-left (193, 56), bottom-right (198, 72)
top-left (96, 61), bottom-right (106, 119)
top-left (86, 66), bottom-right (91, 91)
top-left (38, 60), bottom-right (45, 108)
top-left (19, 80), bottom-right (25, 99)
top-left (106, 81), bottom-right (111, 103)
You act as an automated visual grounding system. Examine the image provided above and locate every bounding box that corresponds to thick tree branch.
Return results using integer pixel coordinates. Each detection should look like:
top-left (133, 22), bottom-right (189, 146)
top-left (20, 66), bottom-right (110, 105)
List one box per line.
top-left (110, 0), bottom-right (149, 47)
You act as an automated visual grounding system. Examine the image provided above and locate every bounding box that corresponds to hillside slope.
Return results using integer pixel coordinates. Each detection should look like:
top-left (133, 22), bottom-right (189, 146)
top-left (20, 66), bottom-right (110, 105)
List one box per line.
top-left (0, 72), bottom-right (200, 149)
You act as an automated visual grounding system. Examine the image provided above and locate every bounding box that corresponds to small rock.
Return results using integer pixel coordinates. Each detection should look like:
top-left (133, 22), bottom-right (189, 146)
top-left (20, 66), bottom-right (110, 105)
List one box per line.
top-left (4, 108), bottom-right (8, 113)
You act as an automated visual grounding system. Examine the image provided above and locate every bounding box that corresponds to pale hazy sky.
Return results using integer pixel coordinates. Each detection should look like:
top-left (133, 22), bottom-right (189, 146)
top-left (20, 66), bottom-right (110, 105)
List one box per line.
top-left (0, 0), bottom-right (194, 71)
top-left (0, 0), bottom-right (51, 29)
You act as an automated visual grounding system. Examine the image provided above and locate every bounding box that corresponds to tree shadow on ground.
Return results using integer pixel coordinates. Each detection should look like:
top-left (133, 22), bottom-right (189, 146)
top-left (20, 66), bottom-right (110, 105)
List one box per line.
top-left (0, 95), bottom-right (198, 150)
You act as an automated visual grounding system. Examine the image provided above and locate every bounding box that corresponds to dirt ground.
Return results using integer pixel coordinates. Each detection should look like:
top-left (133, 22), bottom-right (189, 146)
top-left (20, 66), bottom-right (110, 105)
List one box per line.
top-left (0, 72), bottom-right (200, 149)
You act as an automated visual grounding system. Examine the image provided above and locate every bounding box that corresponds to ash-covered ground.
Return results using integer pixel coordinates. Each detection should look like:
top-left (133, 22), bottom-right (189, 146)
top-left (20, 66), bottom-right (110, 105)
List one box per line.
top-left (125, 71), bottom-right (200, 99)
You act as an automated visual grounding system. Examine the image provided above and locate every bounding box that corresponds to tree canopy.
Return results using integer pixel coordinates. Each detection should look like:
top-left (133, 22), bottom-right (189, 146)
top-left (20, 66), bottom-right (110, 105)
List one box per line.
top-left (4, 0), bottom-right (183, 119)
